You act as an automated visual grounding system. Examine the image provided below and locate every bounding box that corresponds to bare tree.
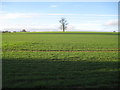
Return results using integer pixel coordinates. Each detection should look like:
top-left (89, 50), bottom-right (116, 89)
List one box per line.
top-left (21, 29), bottom-right (27, 32)
top-left (59, 17), bottom-right (68, 32)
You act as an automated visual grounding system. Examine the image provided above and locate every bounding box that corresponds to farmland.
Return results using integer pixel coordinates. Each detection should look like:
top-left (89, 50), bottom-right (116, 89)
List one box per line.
top-left (2, 32), bottom-right (119, 88)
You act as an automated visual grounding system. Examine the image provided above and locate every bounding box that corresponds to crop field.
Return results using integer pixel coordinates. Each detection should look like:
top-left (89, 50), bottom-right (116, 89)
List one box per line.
top-left (2, 32), bottom-right (119, 88)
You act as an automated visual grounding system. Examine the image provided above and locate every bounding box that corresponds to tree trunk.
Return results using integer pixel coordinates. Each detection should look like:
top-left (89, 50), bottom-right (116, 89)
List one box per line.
top-left (63, 24), bottom-right (65, 32)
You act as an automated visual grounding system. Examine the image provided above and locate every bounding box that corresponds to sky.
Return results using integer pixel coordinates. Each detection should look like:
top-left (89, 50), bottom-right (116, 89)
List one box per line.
top-left (0, 1), bottom-right (118, 32)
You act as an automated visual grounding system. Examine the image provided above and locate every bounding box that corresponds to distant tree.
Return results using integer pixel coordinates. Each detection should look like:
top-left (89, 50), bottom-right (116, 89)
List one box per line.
top-left (21, 29), bottom-right (27, 32)
top-left (113, 31), bottom-right (116, 32)
top-left (59, 17), bottom-right (68, 32)
top-left (2, 31), bottom-right (10, 33)
top-left (2, 31), bottom-right (5, 33)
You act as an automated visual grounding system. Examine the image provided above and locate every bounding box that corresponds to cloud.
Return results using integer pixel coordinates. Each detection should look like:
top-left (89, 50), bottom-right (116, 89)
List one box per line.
top-left (0, 22), bottom-right (117, 32)
top-left (0, 13), bottom-right (34, 19)
top-left (0, 12), bottom-right (118, 32)
top-left (47, 13), bottom-right (77, 15)
top-left (104, 20), bottom-right (118, 26)
top-left (0, 12), bottom-right (118, 20)
top-left (47, 13), bottom-right (65, 15)
top-left (91, 14), bottom-right (118, 17)
top-left (50, 5), bottom-right (58, 8)
top-left (0, 24), bottom-right (60, 31)
top-left (0, 13), bottom-right (76, 20)
top-left (47, 14), bottom-right (118, 16)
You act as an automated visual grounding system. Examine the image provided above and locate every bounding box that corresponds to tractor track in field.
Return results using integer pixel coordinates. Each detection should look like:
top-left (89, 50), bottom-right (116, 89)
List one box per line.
top-left (3, 50), bottom-right (120, 52)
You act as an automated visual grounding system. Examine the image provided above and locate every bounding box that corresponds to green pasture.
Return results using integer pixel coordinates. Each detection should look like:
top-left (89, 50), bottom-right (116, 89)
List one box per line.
top-left (2, 32), bottom-right (118, 51)
top-left (2, 32), bottom-right (119, 88)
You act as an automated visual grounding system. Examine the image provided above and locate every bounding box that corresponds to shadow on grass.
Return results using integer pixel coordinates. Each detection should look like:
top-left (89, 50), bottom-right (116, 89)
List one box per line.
top-left (2, 58), bottom-right (119, 88)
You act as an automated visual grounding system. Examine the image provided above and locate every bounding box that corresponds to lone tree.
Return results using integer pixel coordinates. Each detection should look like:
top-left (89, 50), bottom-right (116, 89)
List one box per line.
top-left (59, 17), bottom-right (68, 32)
top-left (21, 29), bottom-right (27, 32)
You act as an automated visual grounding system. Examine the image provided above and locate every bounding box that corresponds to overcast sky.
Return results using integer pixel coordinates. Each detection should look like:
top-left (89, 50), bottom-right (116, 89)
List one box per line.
top-left (0, 1), bottom-right (118, 32)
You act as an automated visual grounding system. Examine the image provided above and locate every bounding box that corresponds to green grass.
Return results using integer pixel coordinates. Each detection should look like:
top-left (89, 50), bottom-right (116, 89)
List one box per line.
top-left (13, 31), bottom-right (118, 34)
top-left (2, 32), bottom-right (118, 51)
top-left (2, 32), bottom-right (119, 88)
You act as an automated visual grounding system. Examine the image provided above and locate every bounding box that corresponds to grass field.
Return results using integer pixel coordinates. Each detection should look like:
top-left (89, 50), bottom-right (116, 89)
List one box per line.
top-left (2, 32), bottom-right (119, 88)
